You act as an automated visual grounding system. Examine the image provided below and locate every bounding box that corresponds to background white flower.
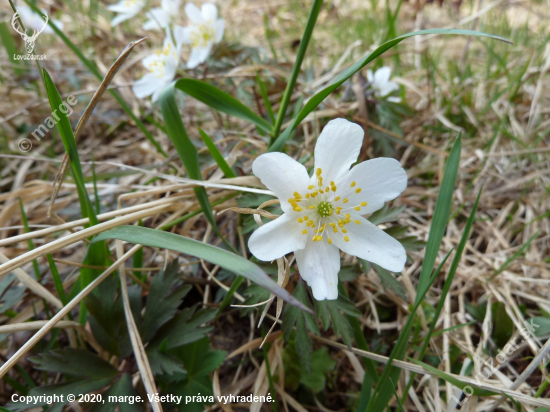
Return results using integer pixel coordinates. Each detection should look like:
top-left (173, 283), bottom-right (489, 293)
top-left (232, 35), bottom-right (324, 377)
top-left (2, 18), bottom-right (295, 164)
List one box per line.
top-left (132, 31), bottom-right (181, 102)
top-left (367, 66), bottom-right (401, 103)
top-left (107, 0), bottom-right (146, 27)
top-left (174, 2), bottom-right (224, 69)
top-left (248, 118), bottom-right (408, 300)
top-left (17, 6), bottom-right (63, 33)
top-left (143, 0), bottom-right (181, 31)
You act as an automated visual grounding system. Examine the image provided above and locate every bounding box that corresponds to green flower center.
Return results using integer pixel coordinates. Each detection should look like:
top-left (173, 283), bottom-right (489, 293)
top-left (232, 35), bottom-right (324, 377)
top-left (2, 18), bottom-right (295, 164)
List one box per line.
top-left (317, 201), bottom-right (333, 218)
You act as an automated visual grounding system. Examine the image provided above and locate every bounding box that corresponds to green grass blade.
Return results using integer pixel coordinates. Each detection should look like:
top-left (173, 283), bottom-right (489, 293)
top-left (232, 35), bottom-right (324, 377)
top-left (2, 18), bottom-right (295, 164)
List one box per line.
top-left (47, 255), bottom-right (69, 306)
top-left (198, 129), bottom-right (236, 178)
top-left (269, 30), bottom-right (510, 152)
top-left (23, 0), bottom-right (165, 156)
top-left (157, 85), bottom-right (236, 253)
top-left (402, 188), bottom-right (482, 403)
top-left (19, 199), bottom-right (40, 280)
top-left (93, 225), bottom-right (313, 313)
top-left (256, 73), bottom-right (275, 124)
top-left (271, 0), bottom-right (324, 139)
top-left (173, 79), bottom-right (272, 133)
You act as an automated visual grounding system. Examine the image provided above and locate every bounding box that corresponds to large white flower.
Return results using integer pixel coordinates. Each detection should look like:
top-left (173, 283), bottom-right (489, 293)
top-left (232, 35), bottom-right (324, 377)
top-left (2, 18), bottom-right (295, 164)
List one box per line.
top-left (132, 31), bottom-right (180, 102)
top-left (248, 119), bottom-right (408, 301)
top-left (143, 0), bottom-right (181, 31)
top-left (17, 6), bottom-right (63, 33)
top-left (174, 2), bottom-right (224, 69)
top-left (367, 66), bottom-right (401, 103)
top-left (107, 0), bottom-right (146, 27)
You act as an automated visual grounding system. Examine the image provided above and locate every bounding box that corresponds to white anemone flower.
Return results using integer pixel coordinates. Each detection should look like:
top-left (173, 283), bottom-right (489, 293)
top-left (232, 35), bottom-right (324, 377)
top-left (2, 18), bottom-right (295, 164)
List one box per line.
top-left (174, 2), bottom-right (224, 69)
top-left (107, 0), bottom-right (145, 27)
top-left (248, 119), bottom-right (408, 301)
top-left (17, 6), bottom-right (63, 33)
top-left (132, 31), bottom-right (180, 102)
top-left (143, 0), bottom-right (181, 31)
top-left (367, 66), bottom-right (401, 103)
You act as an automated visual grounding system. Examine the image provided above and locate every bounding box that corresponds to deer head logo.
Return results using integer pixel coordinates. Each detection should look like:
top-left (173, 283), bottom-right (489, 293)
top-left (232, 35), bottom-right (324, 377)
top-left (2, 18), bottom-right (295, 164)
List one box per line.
top-left (11, 12), bottom-right (49, 54)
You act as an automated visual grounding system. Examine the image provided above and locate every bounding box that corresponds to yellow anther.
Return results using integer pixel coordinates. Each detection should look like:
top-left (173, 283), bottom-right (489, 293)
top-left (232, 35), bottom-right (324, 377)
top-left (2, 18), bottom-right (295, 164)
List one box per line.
top-left (319, 177), bottom-right (323, 185)
top-left (304, 216), bottom-right (309, 221)
top-left (319, 189), bottom-right (324, 194)
top-left (305, 193), bottom-right (310, 199)
top-left (342, 228), bottom-right (348, 233)
top-left (345, 213), bottom-right (351, 218)
top-left (294, 191), bottom-right (302, 199)
top-left (308, 185), bottom-right (314, 190)
top-left (354, 206), bottom-right (361, 211)
top-left (335, 196), bottom-right (340, 201)
top-left (333, 227), bottom-right (338, 233)
top-left (325, 186), bottom-right (330, 192)
top-left (354, 220), bottom-right (360, 224)
top-left (355, 188), bottom-right (362, 193)
top-left (302, 229), bottom-right (307, 235)
top-left (343, 198), bottom-right (349, 204)
top-left (330, 181), bottom-right (335, 186)
top-left (316, 168), bottom-right (322, 176)
top-left (350, 181), bottom-right (356, 187)
top-left (293, 207), bottom-right (303, 212)
top-left (312, 191), bottom-right (318, 197)
top-left (327, 237), bottom-right (332, 245)
top-left (344, 236), bottom-right (350, 242)
top-left (329, 223), bottom-right (336, 227)
top-left (331, 187), bottom-right (337, 192)
top-left (297, 218), bottom-right (303, 223)
top-left (288, 198), bottom-right (295, 203)
top-left (309, 206), bottom-right (316, 210)
top-left (361, 202), bottom-right (367, 207)
top-left (314, 229), bottom-right (318, 233)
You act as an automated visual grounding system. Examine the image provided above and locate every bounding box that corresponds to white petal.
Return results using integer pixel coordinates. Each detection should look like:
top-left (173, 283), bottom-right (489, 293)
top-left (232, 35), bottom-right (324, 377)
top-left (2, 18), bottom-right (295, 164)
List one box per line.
top-left (143, 8), bottom-right (170, 30)
top-left (107, 0), bottom-right (144, 14)
top-left (336, 157), bottom-right (407, 214)
top-left (373, 66), bottom-right (392, 86)
top-left (313, 118), bottom-right (364, 184)
top-left (174, 25), bottom-right (193, 45)
top-left (378, 81), bottom-right (399, 97)
top-left (151, 83), bottom-right (169, 102)
top-left (387, 96), bottom-right (402, 103)
top-left (133, 73), bottom-right (163, 98)
top-left (162, 57), bottom-right (178, 82)
top-left (110, 13), bottom-right (133, 26)
top-left (142, 53), bottom-right (161, 70)
top-left (201, 3), bottom-right (218, 21)
top-left (215, 19), bottom-right (225, 43)
top-left (186, 45), bottom-right (211, 69)
top-left (332, 216), bottom-right (406, 272)
top-left (252, 152), bottom-right (310, 213)
top-left (185, 2), bottom-right (203, 23)
top-left (366, 69), bottom-right (374, 83)
top-left (248, 214), bottom-right (307, 261)
top-left (162, 0), bottom-right (181, 14)
top-left (295, 236), bottom-right (340, 300)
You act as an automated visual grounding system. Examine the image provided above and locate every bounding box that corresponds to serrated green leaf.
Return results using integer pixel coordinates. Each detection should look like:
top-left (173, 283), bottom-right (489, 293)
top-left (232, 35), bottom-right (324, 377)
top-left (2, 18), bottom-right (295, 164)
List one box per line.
top-left (89, 375), bottom-right (141, 412)
top-left (141, 261), bottom-right (192, 341)
top-left (295, 315), bottom-right (313, 374)
top-left (300, 347), bottom-right (337, 393)
top-left (327, 301), bottom-right (354, 347)
top-left (94, 225), bottom-right (312, 313)
top-left (29, 348), bottom-right (118, 379)
top-left (368, 205), bottom-right (405, 225)
top-left (371, 263), bottom-right (407, 301)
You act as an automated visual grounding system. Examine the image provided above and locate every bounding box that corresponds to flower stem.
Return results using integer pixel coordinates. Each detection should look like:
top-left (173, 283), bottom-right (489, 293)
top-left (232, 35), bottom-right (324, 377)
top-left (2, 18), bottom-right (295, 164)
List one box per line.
top-left (270, 0), bottom-right (324, 143)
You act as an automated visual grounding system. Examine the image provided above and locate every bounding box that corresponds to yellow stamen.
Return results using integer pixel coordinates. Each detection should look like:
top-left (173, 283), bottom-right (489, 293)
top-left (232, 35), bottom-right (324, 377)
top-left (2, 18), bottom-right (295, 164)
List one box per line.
top-left (355, 188), bottom-right (362, 193)
top-left (327, 237), bottom-right (332, 245)
top-left (350, 181), bottom-right (356, 187)
top-left (302, 229), bottom-right (307, 235)
top-left (354, 220), bottom-right (361, 224)
top-left (335, 196), bottom-right (341, 201)
top-left (344, 235), bottom-right (349, 242)
top-left (304, 216), bottom-right (309, 221)
top-left (342, 228), bottom-right (348, 233)
top-left (354, 206), bottom-right (361, 211)
top-left (316, 168), bottom-right (322, 176)
top-left (343, 198), bottom-right (349, 204)
top-left (297, 218), bottom-right (303, 223)
top-left (308, 185), bottom-right (314, 190)
top-left (361, 202), bottom-right (367, 206)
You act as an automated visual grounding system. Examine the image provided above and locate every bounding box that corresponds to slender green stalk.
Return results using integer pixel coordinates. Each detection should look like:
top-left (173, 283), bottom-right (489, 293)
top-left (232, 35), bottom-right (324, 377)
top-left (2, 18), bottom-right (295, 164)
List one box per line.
top-left (271, 0), bottom-right (324, 141)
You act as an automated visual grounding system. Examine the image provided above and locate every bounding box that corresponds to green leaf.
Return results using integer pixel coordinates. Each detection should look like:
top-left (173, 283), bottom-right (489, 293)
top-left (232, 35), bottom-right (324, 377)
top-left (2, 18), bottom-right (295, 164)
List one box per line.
top-left (177, 337), bottom-right (226, 378)
top-left (368, 205), bottom-right (406, 225)
top-left (141, 260), bottom-right (192, 342)
top-left (269, 30), bottom-right (510, 151)
top-left (93, 225), bottom-right (312, 313)
top-left (300, 347), bottom-right (337, 392)
top-left (492, 302), bottom-right (514, 347)
top-left (89, 374), bottom-right (141, 412)
top-left (409, 359), bottom-right (499, 396)
top-left (198, 129), bottom-right (237, 178)
top-left (527, 317), bottom-right (550, 337)
top-left (29, 348), bottom-right (118, 379)
top-left (370, 263), bottom-right (407, 301)
top-left (172, 79), bottom-right (272, 133)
